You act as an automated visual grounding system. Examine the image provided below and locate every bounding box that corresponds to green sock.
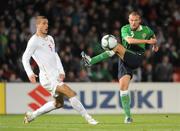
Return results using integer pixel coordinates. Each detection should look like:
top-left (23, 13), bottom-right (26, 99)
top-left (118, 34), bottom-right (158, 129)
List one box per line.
top-left (121, 93), bottom-right (131, 118)
top-left (90, 50), bottom-right (115, 65)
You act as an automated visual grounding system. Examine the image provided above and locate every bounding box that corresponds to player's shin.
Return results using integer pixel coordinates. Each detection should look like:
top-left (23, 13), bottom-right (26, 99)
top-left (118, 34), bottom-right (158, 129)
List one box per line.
top-left (69, 96), bottom-right (88, 117)
top-left (90, 50), bottom-right (115, 65)
top-left (32, 101), bottom-right (56, 118)
top-left (120, 90), bottom-right (131, 118)
top-left (69, 96), bottom-right (98, 125)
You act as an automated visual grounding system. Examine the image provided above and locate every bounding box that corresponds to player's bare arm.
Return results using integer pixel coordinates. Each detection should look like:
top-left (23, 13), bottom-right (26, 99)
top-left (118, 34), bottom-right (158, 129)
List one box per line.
top-left (125, 37), bottom-right (157, 45)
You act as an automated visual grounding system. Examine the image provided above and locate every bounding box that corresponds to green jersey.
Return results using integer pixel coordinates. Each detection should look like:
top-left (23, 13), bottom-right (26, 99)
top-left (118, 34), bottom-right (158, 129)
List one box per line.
top-left (121, 24), bottom-right (154, 54)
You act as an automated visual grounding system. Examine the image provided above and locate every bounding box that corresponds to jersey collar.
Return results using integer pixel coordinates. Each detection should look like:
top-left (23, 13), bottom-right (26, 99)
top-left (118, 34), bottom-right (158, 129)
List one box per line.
top-left (131, 25), bottom-right (143, 31)
top-left (137, 25), bottom-right (142, 31)
top-left (135, 25), bottom-right (142, 31)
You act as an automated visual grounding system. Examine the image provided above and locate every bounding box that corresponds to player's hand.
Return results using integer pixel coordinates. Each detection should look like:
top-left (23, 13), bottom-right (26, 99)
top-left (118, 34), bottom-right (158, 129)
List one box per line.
top-left (28, 74), bottom-right (38, 83)
top-left (147, 38), bottom-right (157, 45)
top-left (152, 45), bottom-right (159, 52)
top-left (59, 74), bottom-right (65, 81)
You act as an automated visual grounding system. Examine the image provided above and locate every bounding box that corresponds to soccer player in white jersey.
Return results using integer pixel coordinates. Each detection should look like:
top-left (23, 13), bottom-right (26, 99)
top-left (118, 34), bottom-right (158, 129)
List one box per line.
top-left (22, 16), bottom-right (98, 125)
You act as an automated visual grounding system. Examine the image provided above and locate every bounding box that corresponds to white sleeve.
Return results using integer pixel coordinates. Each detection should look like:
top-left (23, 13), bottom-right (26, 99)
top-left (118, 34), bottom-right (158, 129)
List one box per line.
top-left (22, 39), bottom-right (37, 77)
top-left (49, 35), bottom-right (65, 75)
top-left (55, 53), bottom-right (65, 75)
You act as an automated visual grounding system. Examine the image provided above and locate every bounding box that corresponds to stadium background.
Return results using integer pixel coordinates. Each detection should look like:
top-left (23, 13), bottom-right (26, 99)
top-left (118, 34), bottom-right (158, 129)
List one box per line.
top-left (0, 0), bottom-right (180, 130)
top-left (0, 0), bottom-right (179, 82)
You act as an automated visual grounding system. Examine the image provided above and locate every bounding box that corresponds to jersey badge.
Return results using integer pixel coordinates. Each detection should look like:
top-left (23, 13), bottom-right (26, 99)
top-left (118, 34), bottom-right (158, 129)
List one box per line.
top-left (142, 33), bottom-right (147, 38)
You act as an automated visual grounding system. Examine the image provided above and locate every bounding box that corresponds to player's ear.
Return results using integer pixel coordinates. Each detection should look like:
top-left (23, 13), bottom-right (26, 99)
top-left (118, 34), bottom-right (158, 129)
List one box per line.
top-left (128, 17), bottom-right (131, 23)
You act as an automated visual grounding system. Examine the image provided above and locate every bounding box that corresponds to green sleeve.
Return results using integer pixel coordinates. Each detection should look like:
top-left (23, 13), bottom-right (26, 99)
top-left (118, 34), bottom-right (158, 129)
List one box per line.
top-left (121, 26), bottom-right (131, 39)
top-left (146, 26), bottom-right (155, 39)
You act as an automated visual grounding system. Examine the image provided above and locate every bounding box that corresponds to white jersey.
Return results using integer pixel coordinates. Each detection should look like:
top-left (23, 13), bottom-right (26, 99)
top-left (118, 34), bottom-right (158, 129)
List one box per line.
top-left (22, 34), bottom-right (65, 78)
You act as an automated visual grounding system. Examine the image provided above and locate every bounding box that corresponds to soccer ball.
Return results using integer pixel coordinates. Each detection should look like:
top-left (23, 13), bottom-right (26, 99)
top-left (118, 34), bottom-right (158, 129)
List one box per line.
top-left (101, 34), bottom-right (118, 50)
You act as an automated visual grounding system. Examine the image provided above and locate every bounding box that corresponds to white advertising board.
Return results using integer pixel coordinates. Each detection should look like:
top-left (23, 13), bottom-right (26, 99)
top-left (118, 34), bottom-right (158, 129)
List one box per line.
top-left (5, 83), bottom-right (180, 114)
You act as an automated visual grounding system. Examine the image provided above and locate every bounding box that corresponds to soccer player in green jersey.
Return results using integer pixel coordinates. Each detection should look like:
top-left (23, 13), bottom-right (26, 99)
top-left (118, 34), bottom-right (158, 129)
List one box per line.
top-left (81, 11), bottom-right (159, 123)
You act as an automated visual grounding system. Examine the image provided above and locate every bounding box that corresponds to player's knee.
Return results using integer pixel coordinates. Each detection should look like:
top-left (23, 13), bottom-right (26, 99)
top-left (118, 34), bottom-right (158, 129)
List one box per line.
top-left (113, 45), bottom-right (126, 58)
top-left (71, 91), bottom-right (76, 97)
top-left (66, 91), bottom-right (76, 98)
top-left (115, 44), bottom-right (123, 51)
top-left (119, 82), bottom-right (129, 90)
top-left (68, 86), bottom-right (76, 96)
top-left (120, 86), bottom-right (128, 90)
top-left (113, 44), bottom-right (119, 52)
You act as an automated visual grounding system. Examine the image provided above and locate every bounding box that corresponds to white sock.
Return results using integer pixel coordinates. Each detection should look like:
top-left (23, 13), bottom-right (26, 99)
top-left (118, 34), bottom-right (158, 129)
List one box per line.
top-left (120, 90), bottom-right (129, 96)
top-left (32, 101), bottom-right (56, 118)
top-left (107, 50), bottom-right (115, 57)
top-left (69, 96), bottom-right (88, 117)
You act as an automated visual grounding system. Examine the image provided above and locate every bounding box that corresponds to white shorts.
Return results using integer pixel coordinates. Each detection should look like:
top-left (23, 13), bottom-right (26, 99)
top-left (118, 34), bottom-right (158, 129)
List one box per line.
top-left (39, 71), bottom-right (64, 97)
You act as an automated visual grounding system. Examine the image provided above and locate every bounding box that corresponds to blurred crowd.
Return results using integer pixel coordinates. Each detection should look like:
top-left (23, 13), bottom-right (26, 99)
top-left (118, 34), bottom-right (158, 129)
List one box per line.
top-left (0, 0), bottom-right (180, 82)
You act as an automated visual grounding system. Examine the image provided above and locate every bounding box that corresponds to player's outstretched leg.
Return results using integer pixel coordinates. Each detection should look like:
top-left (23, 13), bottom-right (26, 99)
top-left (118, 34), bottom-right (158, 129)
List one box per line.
top-left (24, 101), bottom-right (56, 124)
top-left (81, 50), bottom-right (115, 67)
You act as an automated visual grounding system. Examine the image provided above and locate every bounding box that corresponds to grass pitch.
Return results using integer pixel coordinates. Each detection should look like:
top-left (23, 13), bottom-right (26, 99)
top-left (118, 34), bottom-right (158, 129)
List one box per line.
top-left (0, 114), bottom-right (180, 131)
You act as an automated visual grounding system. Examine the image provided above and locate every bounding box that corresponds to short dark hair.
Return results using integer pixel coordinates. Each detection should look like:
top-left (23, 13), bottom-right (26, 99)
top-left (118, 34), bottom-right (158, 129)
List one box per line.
top-left (129, 11), bottom-right (141, 18)
top-left (35, 16), bottom-right (47, 25)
